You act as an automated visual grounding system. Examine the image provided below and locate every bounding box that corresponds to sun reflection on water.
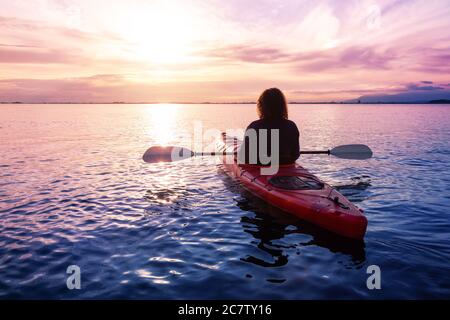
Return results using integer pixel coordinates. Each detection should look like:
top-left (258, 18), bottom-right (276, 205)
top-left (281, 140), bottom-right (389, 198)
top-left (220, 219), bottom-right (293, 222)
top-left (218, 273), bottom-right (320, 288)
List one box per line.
top-left (135, 269), bottom-right (170, 284)
top-left (145, 104), bottom-right (179, 146)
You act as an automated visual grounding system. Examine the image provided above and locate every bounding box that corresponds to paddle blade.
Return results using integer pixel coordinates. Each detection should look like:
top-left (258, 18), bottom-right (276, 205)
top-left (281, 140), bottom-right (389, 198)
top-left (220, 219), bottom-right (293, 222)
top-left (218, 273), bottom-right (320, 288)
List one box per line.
top-left (330, 144), bottom-right (373, 160)
top-left (143, 146), bottom-right (194, 163)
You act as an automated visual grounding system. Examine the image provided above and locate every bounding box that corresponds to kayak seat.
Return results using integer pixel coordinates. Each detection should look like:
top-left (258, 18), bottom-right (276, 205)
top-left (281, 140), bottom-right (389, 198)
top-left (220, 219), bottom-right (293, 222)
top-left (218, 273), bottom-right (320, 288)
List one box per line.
top-left (268, 176), bottom-right (324, 190)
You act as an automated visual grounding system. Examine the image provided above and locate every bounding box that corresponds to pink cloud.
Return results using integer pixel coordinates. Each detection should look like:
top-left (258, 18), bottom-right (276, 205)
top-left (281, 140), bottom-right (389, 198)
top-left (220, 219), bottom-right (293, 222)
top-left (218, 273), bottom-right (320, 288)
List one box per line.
top-left (408, 47), bottom-right (450, 74)
top-left (0, 43), bottom-right (39, 48)
top-left (0, 16), bottom-right (115, 43)
top-left (0, 75), bottom-right (131, 102)
top-left (406, 83), bottom-right (445, 91)
top-left (0, 75), bottom-right (264, 103)
top-left (0, 47), bottom-right (77, 64)
top-left (203, 44), bottom-right (397, 72)
top-left (205, 45), bottom-right (290, 63)
top-left (291, 46), bottom-right (397, 72)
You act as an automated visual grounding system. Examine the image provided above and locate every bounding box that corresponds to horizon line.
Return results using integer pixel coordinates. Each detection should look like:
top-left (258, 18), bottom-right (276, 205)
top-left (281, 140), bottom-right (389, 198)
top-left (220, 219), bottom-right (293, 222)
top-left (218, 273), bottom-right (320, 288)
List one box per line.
top-left (1, 100), bottom-right (450, 105)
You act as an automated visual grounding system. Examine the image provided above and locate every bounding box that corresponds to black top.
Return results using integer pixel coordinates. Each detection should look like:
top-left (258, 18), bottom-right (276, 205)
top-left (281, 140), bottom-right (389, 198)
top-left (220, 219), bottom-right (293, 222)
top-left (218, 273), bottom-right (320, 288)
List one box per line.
top-left (238, 118), bottom-right (300, 165)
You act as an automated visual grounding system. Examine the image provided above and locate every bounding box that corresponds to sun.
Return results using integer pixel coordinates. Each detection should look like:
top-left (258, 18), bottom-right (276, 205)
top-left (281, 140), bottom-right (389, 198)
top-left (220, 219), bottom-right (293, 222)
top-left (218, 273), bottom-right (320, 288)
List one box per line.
top-left (119, 1), bottom-right (197, 65)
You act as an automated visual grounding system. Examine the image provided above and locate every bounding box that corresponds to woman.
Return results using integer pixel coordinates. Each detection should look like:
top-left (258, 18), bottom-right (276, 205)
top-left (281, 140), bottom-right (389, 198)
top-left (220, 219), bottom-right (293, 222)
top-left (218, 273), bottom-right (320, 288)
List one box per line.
top-left (239, 88), bottom-right (300, 165)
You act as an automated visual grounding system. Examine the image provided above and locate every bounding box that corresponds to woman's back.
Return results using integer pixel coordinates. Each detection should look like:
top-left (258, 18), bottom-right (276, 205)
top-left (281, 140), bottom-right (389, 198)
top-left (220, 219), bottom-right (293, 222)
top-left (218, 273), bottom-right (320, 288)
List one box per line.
top-left (238, 88), bottom-right (300, 165)
top-left (242, 118), bottom-right (300, 165)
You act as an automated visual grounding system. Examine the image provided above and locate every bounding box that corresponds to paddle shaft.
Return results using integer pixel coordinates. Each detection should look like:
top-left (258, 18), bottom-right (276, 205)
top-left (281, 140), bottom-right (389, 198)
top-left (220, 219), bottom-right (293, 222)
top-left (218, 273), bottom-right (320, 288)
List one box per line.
top-left (195, 150), bottom-right (330, 156)
top-left (299, 150), bottom-right (330, 155)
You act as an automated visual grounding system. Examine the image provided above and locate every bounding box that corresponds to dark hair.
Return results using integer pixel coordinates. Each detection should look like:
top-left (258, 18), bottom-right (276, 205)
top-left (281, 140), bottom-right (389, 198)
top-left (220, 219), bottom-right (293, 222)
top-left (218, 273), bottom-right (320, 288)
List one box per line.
top-left (257, 88), bottom-right (288, 120)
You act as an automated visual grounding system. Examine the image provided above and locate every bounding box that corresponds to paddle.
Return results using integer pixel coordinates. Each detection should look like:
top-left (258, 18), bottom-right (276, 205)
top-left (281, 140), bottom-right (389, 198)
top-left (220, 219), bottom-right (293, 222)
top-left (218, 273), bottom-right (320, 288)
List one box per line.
top-left (143, 144), bottom-right (373, 163)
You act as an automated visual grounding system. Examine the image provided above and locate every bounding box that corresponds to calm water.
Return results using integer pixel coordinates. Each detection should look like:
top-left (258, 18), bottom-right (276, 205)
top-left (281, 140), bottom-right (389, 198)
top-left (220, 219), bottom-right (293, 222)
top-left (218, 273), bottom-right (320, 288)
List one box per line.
top-left (1, 103), bottom-right (449, 299)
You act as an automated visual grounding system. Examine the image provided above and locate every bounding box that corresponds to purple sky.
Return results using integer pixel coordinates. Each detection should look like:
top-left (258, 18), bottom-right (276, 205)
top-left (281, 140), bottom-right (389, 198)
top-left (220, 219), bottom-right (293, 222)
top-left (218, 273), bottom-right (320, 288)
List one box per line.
top-left (0, 0), bottom-right (449, 102)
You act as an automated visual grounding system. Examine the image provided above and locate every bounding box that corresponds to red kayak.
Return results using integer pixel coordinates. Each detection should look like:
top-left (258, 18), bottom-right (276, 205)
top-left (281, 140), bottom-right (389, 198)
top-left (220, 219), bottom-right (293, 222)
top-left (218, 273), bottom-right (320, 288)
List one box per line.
top-left (218, 134), bottom-right (368, 240)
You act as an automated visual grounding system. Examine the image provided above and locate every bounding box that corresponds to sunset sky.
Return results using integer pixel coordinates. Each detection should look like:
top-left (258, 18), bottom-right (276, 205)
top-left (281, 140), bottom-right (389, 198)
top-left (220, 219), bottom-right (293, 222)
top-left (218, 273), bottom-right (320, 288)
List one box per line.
top-left (1, 0), bottom-right (449, 102)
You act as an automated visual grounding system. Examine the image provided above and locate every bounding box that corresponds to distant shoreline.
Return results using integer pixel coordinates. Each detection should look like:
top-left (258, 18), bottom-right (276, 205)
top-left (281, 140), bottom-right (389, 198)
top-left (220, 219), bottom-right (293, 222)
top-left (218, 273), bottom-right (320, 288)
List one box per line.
top-left (1, 99), bottom-right (450, 105)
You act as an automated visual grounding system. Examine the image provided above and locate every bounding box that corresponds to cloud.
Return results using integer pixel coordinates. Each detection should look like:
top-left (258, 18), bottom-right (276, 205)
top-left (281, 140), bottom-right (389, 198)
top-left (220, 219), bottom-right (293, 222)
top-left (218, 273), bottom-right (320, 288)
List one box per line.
top-left (0, 15), bottom-right (123, 64)
top-left (0, 16), bottom-right (115, 43)
top-left (203, 44), bottom-right (397, 72)
top-left (0, 75), bottom-right (129, 102)
top-left (421, 81), bottom-right (433, 84)
top-left (293, 46), bottom-right (396, 72)
top-left (0, 47), bottom-right (78, 64)
top-left (408, 47), bottom-right (450, 74)
top-left (204, 45), bottom-right (289, 63)
top-left (357, 90), bottom-right (450, 103)
top-left (0, 43), bottom-right (39, 48)
top-left (406, 83), bottom-right (444, 91)
top-left (0, 75), bottom-right (264, 103)
top-left (354, 81), bottom-right (450, 102)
